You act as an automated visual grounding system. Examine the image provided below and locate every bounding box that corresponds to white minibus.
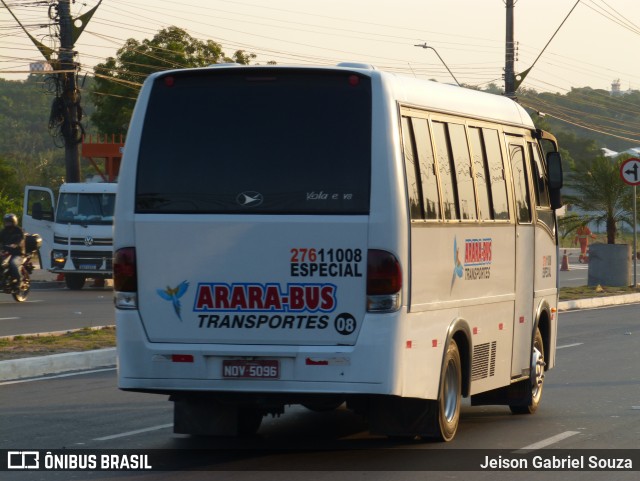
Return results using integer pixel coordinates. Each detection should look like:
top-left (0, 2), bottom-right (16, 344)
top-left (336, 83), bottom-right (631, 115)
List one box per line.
top-left (114, 63), bottom-right (563, 441)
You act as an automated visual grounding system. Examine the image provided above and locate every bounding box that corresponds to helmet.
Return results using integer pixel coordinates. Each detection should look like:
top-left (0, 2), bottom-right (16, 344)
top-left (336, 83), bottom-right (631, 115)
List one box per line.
top-left (3, 213), bottom-right (18, 227)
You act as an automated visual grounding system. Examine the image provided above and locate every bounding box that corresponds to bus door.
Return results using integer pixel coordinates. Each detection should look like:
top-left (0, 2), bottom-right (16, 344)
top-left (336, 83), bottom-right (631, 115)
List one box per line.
top-left (506, 136), bottom-right (535, 378)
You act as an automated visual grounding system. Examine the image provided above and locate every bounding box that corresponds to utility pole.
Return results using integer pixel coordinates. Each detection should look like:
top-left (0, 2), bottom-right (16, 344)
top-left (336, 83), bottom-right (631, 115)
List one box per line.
top-left (58, 0), bottom-right (81, 182)
top-left (1, 0), bottom-right (102, 182)
top-left (504, 0), bottom-right (580, 99)
top-left (504, 0), bottom-right (516, 98)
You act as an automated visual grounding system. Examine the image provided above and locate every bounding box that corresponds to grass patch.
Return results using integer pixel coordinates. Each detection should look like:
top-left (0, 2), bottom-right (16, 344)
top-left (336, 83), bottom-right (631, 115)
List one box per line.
top-left (0, 326), bottom-right (116, 361)
top-left (559, 285), bottom-right (640, 301)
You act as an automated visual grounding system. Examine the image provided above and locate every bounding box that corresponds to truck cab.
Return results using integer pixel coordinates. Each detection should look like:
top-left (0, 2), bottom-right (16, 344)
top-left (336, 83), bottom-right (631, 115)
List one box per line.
top-left (23, 181), bottom-right (117, 289)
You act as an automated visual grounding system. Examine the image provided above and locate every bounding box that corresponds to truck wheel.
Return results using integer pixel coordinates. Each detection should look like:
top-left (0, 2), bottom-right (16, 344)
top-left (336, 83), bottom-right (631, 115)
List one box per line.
top-left (65, 274), bottom-right (86, 290)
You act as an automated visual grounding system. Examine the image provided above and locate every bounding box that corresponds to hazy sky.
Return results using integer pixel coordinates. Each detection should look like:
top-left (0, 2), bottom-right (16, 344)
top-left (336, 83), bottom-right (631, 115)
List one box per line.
top-left (1, 0), bottom-right (639, 93)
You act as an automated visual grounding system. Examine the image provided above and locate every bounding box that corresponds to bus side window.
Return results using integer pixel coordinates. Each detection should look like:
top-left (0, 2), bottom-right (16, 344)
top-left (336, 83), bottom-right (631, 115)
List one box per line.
top-left (529, 142), bottom-right (555, 231)
top-left (448, 123), bottom-right (477, 220)
top-left (432, 122), bottom-right (459, 220)
top-left (468, 127), bottom-right (492, 220)
top-left (509, 144), bottom-right (532, 224)
top-left (401, 117), bottom-right (424, 220)
top-left (411, 118), bottom-right (441, 220)
top-left (482, 129), bottom-right (509, 220)
top-left (529, 142), bottom-right (551, 208)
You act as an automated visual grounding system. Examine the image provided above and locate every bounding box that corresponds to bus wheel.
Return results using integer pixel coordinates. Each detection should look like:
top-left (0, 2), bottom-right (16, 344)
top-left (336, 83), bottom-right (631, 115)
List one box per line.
top-left (427, 339), bottom-right (462, 442)
top-left (510, 328), bottom-right (545, 415)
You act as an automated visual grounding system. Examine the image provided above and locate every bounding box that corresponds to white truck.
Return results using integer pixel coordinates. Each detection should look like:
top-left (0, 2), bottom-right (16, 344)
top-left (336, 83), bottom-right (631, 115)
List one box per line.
top-left (22, 181), bottom-right (117, 290)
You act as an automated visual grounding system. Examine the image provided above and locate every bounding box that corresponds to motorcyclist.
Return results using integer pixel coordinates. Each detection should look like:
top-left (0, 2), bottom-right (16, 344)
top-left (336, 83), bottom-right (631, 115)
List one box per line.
top-left (0, 213), bottom-right (26, 287)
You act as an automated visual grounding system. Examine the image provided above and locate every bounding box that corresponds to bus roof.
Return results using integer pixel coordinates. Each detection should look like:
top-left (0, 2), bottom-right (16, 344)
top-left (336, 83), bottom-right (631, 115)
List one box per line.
top-left (147, 63), bottom-right (536, 130)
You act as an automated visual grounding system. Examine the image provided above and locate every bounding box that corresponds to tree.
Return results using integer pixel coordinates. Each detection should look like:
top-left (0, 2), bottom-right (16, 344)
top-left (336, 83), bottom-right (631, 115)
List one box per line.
top-left (520, 86), bottom-right (640, 153)
top-left (0, 77), bottom-right (67, 192)
top-left (0, 157), bottom-right (21, 216)
top-left (90, 27), bottom-right (256, 135)
top-left (561, 154), bottom-right (634, 244)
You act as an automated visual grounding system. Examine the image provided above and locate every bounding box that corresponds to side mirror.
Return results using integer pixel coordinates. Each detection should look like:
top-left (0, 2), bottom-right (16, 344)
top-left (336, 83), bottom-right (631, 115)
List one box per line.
top-left (546, 152), bottom-right (563, 210)
top-left (32, 202), bottom-right (43, 221)
top-left (546, 151), bottom-right (563, 190)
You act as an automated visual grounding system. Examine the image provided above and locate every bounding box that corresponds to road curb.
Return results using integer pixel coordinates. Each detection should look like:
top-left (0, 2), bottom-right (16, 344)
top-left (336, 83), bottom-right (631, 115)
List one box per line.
top-left (0, 348), bottom-right (116, 382)
top-left (557, 293), bottom-right (640, 311)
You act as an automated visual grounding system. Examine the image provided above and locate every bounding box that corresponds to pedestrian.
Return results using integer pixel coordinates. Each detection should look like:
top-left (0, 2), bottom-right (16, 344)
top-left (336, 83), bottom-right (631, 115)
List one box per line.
top-left (573, 223), bottom-right (596, 263)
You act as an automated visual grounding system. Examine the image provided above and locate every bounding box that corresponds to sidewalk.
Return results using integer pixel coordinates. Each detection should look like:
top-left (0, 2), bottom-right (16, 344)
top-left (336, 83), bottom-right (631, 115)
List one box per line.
top-left (2, 281), bottom-right (640, 383)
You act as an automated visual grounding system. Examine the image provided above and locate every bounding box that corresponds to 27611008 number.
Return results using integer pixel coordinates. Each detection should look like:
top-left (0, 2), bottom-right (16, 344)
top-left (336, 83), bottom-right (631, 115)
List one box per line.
top-left (222, 359), bottom-right (280, 379)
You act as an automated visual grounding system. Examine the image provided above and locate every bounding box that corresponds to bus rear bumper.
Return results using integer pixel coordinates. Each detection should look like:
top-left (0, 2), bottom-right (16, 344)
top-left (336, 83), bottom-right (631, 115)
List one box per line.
top-left (116, 311), bottom-right (399, 397)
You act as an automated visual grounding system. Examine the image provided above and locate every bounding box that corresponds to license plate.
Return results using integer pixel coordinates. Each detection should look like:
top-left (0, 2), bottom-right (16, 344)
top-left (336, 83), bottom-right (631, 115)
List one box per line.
top-left (79, 264), bottom-right (97, 270)
top-left (222, 359), bottom-right (279, 379)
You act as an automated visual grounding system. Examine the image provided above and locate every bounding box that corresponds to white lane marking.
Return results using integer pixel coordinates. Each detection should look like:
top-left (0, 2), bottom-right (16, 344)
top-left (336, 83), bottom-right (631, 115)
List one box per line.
top-left (517, 431), bottom-right (581, 451)
top-left (94, 424), bottom-right (173, 441)
top-left (557, 343), bottom-right (583, 349)
top-left (0, 317), bottom-right (20, 320)
top-left (0, 367), bottom-right (116, 386)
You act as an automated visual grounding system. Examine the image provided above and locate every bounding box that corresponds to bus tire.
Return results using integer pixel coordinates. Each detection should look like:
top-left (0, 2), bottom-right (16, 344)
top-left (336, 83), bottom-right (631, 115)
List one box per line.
top-left (427, 339), bottom-right (462, 442)
top-left (510, 327), bottom-right (545, 415)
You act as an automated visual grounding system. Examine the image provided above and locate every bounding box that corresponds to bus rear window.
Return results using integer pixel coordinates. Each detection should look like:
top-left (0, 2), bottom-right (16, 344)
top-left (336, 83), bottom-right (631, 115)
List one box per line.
top-left (135, 69), bottom-right (372, 214)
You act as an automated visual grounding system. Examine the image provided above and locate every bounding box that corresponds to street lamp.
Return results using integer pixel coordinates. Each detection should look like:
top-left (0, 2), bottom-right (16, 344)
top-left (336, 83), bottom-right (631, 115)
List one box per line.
top-left (414, 43), bottom-right (460, 87)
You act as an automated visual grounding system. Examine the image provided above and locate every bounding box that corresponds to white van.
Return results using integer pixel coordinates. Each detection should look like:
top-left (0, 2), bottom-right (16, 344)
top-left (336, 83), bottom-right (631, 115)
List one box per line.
top-left (114, 64), bottom-right (563, 441)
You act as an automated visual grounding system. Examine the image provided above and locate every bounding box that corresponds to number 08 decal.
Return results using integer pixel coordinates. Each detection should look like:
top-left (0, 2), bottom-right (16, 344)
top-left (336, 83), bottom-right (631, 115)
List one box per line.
top-left (334, 313), bottom-right (357, 335)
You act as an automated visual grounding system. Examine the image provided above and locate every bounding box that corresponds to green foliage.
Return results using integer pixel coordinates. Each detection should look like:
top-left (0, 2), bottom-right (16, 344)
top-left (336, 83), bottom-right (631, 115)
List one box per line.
top-left (0, 192), bottom-right (21, 220)
top-left (521, 86), bottom-right (640, 153)
top-left (0, 76), bottom-right (68, 215)
top-left (90, 26), bottom-right (257, 135)
top-left (0, 76), bottom-right (56, 156)
top-left (0, 157), bottom-right (19, 196)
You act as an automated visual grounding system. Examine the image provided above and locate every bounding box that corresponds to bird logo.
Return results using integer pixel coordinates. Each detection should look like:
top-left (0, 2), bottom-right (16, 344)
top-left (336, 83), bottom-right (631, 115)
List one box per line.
top-left (157, 281), bottom-right (189, 321)
top-left (450, 237), bottom-right (464, 292)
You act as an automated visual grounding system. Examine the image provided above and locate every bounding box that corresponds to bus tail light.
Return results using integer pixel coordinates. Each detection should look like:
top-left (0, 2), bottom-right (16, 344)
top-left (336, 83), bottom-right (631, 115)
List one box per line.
top-left (367, 249), bottom-right (402, 312)
top-left (114, 247), bottom-right (138, 309)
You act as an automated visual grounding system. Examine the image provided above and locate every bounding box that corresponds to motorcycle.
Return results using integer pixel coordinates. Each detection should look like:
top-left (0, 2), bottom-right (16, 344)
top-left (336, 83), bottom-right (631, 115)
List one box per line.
top-left (1, 233), bottom-right (41, 302)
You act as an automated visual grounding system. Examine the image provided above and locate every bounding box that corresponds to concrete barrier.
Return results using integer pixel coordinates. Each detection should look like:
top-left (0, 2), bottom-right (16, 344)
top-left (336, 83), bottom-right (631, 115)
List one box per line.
top-left (0, 348), bottom-right (116, 382)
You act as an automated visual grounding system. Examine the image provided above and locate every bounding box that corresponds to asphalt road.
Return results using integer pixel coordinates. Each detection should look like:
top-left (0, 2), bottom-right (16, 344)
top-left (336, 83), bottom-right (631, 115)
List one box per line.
top-left (1, 303), bottom-right (639, 480)
top-left (0, 287), bottom-right (113, 337)
top-left (558, 251), bottom-right (589, 288)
